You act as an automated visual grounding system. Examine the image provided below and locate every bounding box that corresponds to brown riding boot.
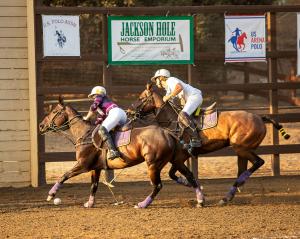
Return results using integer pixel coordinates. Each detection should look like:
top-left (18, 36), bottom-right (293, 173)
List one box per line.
top-left (98, 126), bottom-right (121, 160)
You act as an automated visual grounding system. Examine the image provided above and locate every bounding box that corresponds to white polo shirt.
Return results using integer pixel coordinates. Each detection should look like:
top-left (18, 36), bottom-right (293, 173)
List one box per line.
top-left (165, 77), bottom-right (202, 101)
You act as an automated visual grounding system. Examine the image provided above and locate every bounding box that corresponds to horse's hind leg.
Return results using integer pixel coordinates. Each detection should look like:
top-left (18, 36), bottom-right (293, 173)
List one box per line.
top-left (220, 151), bottom-right (264, 205)
top-left (176, 162), bottom-right (205, 207)
top-left (47, 162), bottom-right (88, 201)
top-left (84, 168), bottom-right (101, 208)
top-left (237, 156), bottom-right (248, 178)
top-left (169, 164), bottom-right (192, 187)
top-left (135, 164), bottom-right (164, 209)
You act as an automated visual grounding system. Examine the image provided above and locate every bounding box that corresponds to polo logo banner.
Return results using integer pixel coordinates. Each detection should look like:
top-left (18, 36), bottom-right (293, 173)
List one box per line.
top-left (42, 15), bottom-right (80, 56)
top-left (108, 16), bottom-right (194, 65)
top-left (225, 15), bottom-right (266, 63)
top-left (298, 13), bottom-right (300, 76)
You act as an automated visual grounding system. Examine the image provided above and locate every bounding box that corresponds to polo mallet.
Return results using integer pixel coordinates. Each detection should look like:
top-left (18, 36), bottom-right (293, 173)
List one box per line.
top-left (117, 34), bottom-right (184, 54)
top-left (102, 169), bottom-right (124, 206)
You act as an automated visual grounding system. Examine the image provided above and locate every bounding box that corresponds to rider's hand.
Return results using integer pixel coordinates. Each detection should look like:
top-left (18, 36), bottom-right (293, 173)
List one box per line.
top-left (163, 95), bottom-right (170, 102)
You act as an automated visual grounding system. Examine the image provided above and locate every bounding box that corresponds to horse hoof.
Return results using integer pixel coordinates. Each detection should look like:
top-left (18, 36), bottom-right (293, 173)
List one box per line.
top-left (218, 198), bottom-right (228, 206)
top-left (84, 201), bottom-right (94, 208)
top-left (47, 195), bottom-right (53, 202)
top-left (196, 202), bottom-right (205, 208)
top-left (134, 204), bottom-right (146, 209)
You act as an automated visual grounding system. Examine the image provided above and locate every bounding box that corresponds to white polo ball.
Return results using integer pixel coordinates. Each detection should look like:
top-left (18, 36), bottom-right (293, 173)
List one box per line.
top-left (53, 198), bottom-right (61, 205)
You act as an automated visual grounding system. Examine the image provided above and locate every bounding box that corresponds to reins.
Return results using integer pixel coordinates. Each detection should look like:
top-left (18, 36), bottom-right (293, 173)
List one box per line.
top-left (42, 107), bottom-right (93, 147)
top-left (134, 90), bottom-right (195, 133)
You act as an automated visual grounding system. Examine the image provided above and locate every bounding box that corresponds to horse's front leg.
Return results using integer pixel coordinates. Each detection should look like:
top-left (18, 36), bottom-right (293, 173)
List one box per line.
top-left (84, 168), bottom-right (101, 208)
top-left (169, 164), bottom-right (192, 187)
top-left (135, 164), bottom-right (163, 209)
top-left (176, 162), bottom-right (205, 207)
top-left (47, 161), bottom-right (88, 201)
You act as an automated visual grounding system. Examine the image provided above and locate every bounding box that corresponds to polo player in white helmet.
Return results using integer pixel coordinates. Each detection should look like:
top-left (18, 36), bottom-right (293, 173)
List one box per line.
top-left (151, 69), bottom-right (203, 151)
top-left (83, 86), bottom-right (127, 160)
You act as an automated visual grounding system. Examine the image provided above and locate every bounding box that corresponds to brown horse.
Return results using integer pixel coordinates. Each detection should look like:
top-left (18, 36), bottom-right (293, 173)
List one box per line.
top-left (39, 97), bottom-right (204, 208)
top-left (130, 83), bottom-right (290, 205)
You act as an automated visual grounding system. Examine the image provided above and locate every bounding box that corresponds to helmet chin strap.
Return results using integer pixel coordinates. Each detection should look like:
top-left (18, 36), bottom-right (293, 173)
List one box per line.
top-left (157, 80), bottom-right (163, 88)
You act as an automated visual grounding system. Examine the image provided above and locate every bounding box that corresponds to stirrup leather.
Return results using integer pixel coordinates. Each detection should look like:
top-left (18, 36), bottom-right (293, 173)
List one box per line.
top-left (107, 150), bottom-right (121, 160)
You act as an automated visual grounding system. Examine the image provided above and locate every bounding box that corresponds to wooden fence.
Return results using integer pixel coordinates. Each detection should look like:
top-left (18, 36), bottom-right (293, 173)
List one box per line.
top-left (34, 1), bottom-right (300, 184)
top-left (0, 0), bottom-right (32, 187)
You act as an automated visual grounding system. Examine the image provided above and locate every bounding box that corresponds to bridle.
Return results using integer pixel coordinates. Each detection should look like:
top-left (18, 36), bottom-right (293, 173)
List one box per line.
top-left (42, 106), bottom-right (81, 134)
top-left (134, 90), bottom-right (182, 130)
top-left (42, 105), bottom-right (90, 147)
top-left (132, 90), bottom-right (156, 117)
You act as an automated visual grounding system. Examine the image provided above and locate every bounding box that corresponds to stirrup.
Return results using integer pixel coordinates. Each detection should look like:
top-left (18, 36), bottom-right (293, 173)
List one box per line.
top-left (190, 139), bottom-right (201, 148)
top-left (107, 150), bottom-right (121, 160)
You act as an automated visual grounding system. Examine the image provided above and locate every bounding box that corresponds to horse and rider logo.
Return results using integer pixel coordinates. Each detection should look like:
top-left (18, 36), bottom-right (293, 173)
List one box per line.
top-left (228, 27), bottom-right (247, 52)
top-left (55, 30), bottom-right (67, 48)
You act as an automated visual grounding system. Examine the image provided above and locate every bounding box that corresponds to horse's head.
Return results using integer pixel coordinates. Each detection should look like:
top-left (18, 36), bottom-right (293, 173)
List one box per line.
top-left (130, 83), bottom-right (164, 116)
top-left (39, 96), bottom-right (69, 134)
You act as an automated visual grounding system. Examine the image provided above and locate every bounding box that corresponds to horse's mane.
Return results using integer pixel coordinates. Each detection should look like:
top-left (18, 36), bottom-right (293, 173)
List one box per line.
top-left (149, 83), bottom-right (164, 97)
top-left (65, 104), bottom-right (81, 116)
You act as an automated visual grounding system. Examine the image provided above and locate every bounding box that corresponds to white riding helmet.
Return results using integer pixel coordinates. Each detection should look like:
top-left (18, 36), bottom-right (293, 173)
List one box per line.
top-left (88, 86), bottom-right (106, 98)
top-left (151, 69), bottom-right (170, 82)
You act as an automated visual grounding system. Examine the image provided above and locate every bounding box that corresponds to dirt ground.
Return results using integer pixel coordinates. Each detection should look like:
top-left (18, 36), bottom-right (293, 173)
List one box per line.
top-left (0, 176), bottom-right (299, 238)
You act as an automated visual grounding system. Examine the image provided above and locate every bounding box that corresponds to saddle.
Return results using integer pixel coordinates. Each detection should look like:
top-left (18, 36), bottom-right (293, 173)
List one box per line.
top-left (92, 124), bottom-right (132, 151)
top-left (192, 102), bottom-right (218, 130)
top-left (114, 119), bottom-right (133, 132)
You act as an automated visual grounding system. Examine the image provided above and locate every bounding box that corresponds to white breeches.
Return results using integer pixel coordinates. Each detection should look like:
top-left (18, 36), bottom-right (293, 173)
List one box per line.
top-left (182, 93), bottom-right (203, 115)
top-left (102, 107), bottom-right (127, 132)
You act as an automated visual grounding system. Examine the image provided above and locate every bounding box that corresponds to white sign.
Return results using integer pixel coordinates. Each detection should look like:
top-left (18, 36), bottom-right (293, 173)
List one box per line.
top-left (298, 13), bottom-right (300, 76)
top-left (42, 15), bottom-right (80, 56)
top-left (225, 15), bottom-right (266, 63)
top-left (108, 16), bottom-right (194, 65)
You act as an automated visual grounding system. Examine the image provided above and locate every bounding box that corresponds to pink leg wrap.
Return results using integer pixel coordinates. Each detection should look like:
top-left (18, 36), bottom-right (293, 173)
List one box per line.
top-left (49, 182), bottom-right (62, 195)
top-left (137, 196), bottom-right (153, 208)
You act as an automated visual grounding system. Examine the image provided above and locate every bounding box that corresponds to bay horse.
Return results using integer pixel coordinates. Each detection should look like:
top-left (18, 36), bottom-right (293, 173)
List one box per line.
top-left (39, 97), bottom-right (204, 208)
top-left (130, 83), bottom-right (290, 205)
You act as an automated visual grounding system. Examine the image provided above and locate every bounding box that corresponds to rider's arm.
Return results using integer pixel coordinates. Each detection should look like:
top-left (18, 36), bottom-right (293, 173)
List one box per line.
top-left (83, 110), bottom-right (95, 121)
top-left (163, 83), bottom-right (183, 102)
top-left (90, 96), bottom-right (103, 112)
top-left (84, 96), bottom-right (103, 121)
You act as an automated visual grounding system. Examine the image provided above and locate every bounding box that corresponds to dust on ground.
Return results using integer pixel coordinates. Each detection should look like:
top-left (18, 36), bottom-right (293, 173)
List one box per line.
top-left (0, 176), bottom-right (299, 238)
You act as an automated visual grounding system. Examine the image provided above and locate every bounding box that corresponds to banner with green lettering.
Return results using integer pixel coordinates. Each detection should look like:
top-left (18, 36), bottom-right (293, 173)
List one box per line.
top-left (108, 16), bottom-right (194, 65)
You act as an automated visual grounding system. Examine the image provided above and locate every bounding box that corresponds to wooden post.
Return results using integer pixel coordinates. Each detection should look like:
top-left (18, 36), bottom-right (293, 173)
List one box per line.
top-left (268, 12), bottom-right (280, 176)
top-left (102, 14), bottom-right (114, 182)
top-left (34, 0), bottom-right (46, 185)
top-left (27, 0), bottom-right (39, 187)
top-left (186, 14), bottom-right (199, 179)
top-left (187, 64), bottom-right (199, 179)
top-left (244, 62), bottom-right (249, 100)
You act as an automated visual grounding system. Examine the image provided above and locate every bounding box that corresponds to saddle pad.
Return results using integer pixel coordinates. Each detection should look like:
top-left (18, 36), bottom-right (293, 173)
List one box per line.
top-left (198, 111), bottom-right (218, 130)
top-left (113, 130), bottom-right (131, 148)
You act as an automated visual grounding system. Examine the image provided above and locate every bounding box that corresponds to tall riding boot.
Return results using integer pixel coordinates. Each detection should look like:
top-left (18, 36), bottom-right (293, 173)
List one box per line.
top-left (178, 111), bottom-right (202, 148)
top-left (98, 126), bottom-right (121, 160)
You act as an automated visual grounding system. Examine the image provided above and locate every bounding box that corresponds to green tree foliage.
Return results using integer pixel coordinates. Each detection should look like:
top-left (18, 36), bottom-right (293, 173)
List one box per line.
top-left (43, 0), bottom-right (275, 7)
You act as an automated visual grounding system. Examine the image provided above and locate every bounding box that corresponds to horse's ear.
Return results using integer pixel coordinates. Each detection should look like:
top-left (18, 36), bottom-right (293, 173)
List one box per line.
top-left (45, 104), bottom-right (52, 114)
top-left (58, 95), bottom-right (64, 106)
top-left (146, 82), bottom-right (153, 91)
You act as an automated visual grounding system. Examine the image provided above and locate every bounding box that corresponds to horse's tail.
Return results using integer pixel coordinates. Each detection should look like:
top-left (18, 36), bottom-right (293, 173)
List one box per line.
top-left (261, 116), bottom-right (290, 140)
